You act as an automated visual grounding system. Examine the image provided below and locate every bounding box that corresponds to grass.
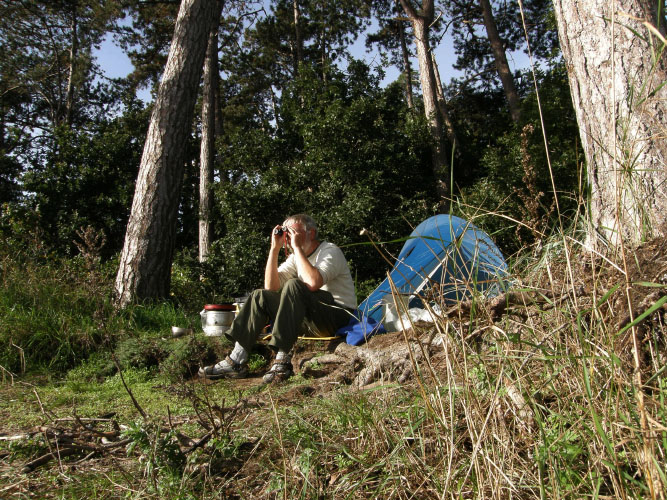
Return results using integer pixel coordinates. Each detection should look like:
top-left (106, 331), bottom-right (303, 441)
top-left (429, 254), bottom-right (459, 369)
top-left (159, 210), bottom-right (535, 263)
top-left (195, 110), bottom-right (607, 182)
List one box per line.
top-left (1, 220), bottom-right (666, 499)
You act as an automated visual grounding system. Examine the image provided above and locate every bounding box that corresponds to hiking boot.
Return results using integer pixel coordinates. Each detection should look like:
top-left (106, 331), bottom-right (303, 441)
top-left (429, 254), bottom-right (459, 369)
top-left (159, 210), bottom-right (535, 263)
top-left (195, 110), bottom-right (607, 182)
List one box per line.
top-left (262, 361), bottom-right (294, 384)
top-left (198, 356), bottom-right (248, 380)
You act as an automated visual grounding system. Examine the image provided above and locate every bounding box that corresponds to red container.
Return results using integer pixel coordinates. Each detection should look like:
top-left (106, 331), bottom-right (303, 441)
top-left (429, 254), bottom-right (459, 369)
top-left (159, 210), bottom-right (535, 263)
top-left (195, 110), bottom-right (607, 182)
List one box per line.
top-left (204, 304), bottom-right (235, 311)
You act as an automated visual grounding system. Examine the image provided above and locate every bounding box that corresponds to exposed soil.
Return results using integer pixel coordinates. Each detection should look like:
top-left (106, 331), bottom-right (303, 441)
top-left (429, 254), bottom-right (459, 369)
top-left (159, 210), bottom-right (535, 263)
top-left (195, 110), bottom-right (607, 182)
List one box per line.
top-left (213, 236), bottom-right (667, 406)
top-left (2, 238), bottom-right (665, 497)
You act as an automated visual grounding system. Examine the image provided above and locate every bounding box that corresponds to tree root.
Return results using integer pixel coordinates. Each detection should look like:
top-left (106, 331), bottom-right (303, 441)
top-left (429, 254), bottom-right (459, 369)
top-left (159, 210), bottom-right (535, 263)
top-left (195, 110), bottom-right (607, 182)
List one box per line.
top-left (300, 335), bottom-right (432, 387)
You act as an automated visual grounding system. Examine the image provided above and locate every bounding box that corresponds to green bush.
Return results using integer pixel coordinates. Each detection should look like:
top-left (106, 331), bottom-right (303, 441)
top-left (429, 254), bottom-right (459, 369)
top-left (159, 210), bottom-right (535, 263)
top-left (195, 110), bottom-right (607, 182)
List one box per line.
top-left (456, 64), bottom-right (582, 254)
top-left (0, 215), bottom-right (208, 376)
top-left (206, 65), bottom-right (438, 298)
top-left (159, 335), bottom-right (223, 382)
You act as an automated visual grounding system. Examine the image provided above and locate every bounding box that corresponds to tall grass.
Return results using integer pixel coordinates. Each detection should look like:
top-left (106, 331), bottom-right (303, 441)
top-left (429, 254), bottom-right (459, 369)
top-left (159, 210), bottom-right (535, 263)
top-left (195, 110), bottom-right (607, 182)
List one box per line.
top-left (223, 231), bottom-right (664, 499)
top-left (0, 240), bottom-right (199, 376)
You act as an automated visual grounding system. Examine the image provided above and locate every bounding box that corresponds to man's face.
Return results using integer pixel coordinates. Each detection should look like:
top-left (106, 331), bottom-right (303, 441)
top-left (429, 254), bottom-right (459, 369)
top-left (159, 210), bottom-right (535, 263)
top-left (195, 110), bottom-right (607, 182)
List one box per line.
top-left (282, 220), bottom-right (311, 250)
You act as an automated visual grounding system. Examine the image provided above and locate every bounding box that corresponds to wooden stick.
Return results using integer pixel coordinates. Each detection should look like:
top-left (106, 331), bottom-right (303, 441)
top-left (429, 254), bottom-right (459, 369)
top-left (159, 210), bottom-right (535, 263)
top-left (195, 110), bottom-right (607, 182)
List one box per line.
top-left (112, 355), bottom-right (147, 419)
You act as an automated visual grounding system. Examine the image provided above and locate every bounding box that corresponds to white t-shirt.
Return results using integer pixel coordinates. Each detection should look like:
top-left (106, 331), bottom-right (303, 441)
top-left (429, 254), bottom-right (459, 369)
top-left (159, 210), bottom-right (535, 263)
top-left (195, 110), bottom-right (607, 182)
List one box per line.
top-left (277, 241), bottom-right (357, 309)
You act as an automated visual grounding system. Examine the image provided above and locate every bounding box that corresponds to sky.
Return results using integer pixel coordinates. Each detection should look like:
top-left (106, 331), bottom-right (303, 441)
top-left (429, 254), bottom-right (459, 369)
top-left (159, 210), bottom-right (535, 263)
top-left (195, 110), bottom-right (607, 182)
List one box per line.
top-left (92, 12), bottom-right (529, 103)
top-left (93, 15), bottom-right (465, 103)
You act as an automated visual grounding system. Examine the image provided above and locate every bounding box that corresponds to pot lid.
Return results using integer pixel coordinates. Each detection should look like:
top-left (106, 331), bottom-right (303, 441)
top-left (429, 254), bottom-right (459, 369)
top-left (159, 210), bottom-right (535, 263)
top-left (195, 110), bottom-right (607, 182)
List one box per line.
top-left (204, 304), bottom-right (235, 311)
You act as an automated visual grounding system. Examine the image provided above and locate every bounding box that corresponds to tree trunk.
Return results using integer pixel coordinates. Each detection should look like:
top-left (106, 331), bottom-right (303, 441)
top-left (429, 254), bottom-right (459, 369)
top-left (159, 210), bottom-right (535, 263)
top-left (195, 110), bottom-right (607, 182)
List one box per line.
top-left (432, 52), bottom-right (460, 156)
top-left (115, 0), bottom-right (223, 308)
top-left (478, 0), bottom-right (521, 123)
top-left (398, 0), bottom-right (450, 200)
top-left (397, 18), bottom-right (414, 109)
top-left (199, 23), bottom-right (219, 263)
top-left (553, 0), bottom-right (667, 249)
top-left (293, 0), bottom-right (303, 75)
top-left (64, 2), bottom-right (78, 128)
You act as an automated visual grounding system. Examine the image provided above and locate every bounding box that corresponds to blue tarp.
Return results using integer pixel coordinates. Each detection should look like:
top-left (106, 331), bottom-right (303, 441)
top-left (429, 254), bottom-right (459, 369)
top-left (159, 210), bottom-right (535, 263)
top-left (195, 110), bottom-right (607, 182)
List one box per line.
top-left (357, 214), bottom-right (509, 328)
top-left (336, 313), bottom-right (386, 346)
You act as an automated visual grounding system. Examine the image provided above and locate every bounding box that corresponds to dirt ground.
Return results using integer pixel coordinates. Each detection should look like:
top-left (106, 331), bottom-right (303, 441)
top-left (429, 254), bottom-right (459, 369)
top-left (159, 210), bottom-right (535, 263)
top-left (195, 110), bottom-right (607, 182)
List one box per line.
top-left (2, 238), bottom-right (665, 497)
top-left (218, 236), bottom-right (667, 405)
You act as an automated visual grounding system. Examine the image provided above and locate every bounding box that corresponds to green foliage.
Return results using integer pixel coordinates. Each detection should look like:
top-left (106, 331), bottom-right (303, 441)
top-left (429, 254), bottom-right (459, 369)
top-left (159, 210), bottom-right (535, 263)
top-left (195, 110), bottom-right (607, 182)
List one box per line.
top-left (455, 64), bottom-right (582, 253)
top-left (113, 336), bottom-right (169, 372)
top-left (354, 277), bottom-right (381, 306)
top-left (122, 420), bottom-right (187, 485)
top-left (0, 155), bottom-right (22, 204)
top-left (170, 249), bottom-right (220, 310)
top-left (446, 0), bottom-right (559, 90)
top-left (247, 351), bottom-right (269, 372)
top-left (0, 214), bottom-right (119, 373)
top-left (207, 64), bottom-right (438, 297)
top-left (64, 351), bottom-right (117, 389)
top-left (536, 412), bottom-right (587, 492)
top-left (160, 335), bottom-right (222, 382)
top-left (114, 326), bottom-right (225, 382)
top-left (0, 218), bottom-right (213, 376)
top-left (22, 104), bottom-right (149, 257)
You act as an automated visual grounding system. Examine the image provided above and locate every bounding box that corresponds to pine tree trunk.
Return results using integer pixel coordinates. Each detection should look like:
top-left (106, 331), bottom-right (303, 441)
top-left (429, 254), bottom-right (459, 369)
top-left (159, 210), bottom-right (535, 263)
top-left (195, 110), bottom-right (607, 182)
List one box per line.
top-left (397, 18), bottom-right (414, 109)
top-left (432, 52), bottom-right (460, 156)
top-left (553, 0), bottom-right (667, 248)
top-left (399, 0), bottom-right (450, 199)
top-left (478, 0), bottom-right (521, 123)
top-left (199, 24), bottom-right (218, 263)
top-left (115, 0), bottom-right (223, 308)
top-left (64, 3), bottom-right (78, 128)
top-left (293, 0), bottom-right (303, 75)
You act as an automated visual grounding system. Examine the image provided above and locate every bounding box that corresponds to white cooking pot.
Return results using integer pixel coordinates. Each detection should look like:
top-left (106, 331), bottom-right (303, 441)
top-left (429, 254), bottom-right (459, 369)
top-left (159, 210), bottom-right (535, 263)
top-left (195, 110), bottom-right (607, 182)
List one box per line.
top-left (200, 304), bottom-right (236, 336)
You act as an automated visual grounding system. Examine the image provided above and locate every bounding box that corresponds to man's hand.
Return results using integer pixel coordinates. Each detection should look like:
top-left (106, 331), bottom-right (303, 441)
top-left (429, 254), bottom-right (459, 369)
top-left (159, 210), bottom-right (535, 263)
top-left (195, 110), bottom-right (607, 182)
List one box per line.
top-left (287, 225), bottom-right (323, 291)
top-left (270, 224), bottom-right (286, 250)
top-left (265, 225), bottom-right (285, 291)
top-left (287, 225), bottom-right (307, 252)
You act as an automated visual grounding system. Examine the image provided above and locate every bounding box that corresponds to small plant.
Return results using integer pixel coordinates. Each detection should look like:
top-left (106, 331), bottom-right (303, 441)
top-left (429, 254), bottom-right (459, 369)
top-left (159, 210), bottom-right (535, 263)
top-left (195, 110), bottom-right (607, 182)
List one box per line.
top-left (160, 335), bottom-right (220, 382)
top-left (247, 352), bottom-right (268, 372)
top-left (122, 420), bottom-right (187, 489)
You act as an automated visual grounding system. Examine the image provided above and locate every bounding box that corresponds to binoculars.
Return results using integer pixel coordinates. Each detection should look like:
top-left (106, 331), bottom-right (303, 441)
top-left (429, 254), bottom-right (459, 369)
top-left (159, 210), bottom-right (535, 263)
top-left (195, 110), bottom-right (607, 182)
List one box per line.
top-left (273, 227), bottom-right (285, 236)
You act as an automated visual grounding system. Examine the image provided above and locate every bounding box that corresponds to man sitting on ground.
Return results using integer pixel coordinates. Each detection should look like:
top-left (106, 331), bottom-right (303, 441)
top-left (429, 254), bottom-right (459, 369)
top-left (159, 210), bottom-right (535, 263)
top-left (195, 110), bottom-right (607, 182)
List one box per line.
top-left (199, 213), bottom-right (357, 383)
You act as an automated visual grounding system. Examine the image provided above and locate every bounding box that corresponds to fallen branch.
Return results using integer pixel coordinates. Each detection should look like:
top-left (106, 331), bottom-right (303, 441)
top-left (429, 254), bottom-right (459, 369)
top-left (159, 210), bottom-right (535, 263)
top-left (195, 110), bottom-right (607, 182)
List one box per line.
top-left (112, 355), bottom-right (147, 419)
top-left (22, 447), bottom-right (79, 473)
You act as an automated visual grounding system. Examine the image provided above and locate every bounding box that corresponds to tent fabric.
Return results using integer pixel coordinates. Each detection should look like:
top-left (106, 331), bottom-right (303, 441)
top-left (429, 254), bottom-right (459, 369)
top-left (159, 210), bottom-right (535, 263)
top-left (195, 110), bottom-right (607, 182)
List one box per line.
top-left (358, 214), bottom-right (508, 328)
top-left (335, 313), bottom-right (387, 346)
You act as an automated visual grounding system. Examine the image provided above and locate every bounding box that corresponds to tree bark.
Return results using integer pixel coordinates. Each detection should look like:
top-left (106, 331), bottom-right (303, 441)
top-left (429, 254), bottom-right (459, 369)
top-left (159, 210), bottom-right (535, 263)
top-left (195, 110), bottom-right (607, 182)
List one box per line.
top-left (115, 0), bottom-right (223, 307)
top-left (64, 3), bottom-right (77, 128)
top-left (553, 0), bottom-right (667, 249)
top-left (397, 18), bottom-right (414, 109)
top-left (199, 23), bottom-right (219, 263)
top-left (432, 52), bottom-right (460, 156)
top-left (293, 0), bottom-right (304, 75)
top-left (398, 0), bottom-right (450, 199)
top-left (478, 0), bottom-right (521, 123)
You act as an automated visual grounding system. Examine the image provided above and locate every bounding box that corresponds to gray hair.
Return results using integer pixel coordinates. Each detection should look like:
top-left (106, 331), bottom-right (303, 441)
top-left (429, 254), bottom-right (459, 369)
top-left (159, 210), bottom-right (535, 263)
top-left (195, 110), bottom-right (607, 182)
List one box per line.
top-left (284, 213), bottom-right (318, 239)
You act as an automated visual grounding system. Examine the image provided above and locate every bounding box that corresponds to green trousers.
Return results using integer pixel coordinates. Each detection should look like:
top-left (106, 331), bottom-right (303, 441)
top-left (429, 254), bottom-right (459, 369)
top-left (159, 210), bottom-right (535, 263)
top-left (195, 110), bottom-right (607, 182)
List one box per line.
top-left (226, 278), bottom-right (352, 354)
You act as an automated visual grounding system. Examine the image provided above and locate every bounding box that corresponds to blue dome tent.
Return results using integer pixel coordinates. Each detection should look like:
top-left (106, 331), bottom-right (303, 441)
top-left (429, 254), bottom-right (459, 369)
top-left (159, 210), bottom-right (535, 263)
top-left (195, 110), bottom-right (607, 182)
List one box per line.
top-left (357, 214), bottom-right (509, 328)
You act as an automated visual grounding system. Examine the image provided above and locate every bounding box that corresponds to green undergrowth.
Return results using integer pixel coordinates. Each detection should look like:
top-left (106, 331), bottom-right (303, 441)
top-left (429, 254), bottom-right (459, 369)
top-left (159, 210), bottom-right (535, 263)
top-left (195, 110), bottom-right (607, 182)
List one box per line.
top-left (0, 241), bottom-right (217, 378)
top-left (0, 365), bottom-right (254, 432)
top-left (2, 226), bottom-right (667, 498)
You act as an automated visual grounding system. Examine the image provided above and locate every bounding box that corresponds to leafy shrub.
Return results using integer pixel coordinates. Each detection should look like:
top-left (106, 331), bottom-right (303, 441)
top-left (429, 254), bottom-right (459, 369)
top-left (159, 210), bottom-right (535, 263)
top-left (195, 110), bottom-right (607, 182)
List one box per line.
top-left (113, 336), bottom-right (170, 372)
top-left (207, 65), bottom-right (438, 297)
top-left (159, 335), bottom-right (223, 382)
top-left (0, 237), bottom-right (117, 373)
